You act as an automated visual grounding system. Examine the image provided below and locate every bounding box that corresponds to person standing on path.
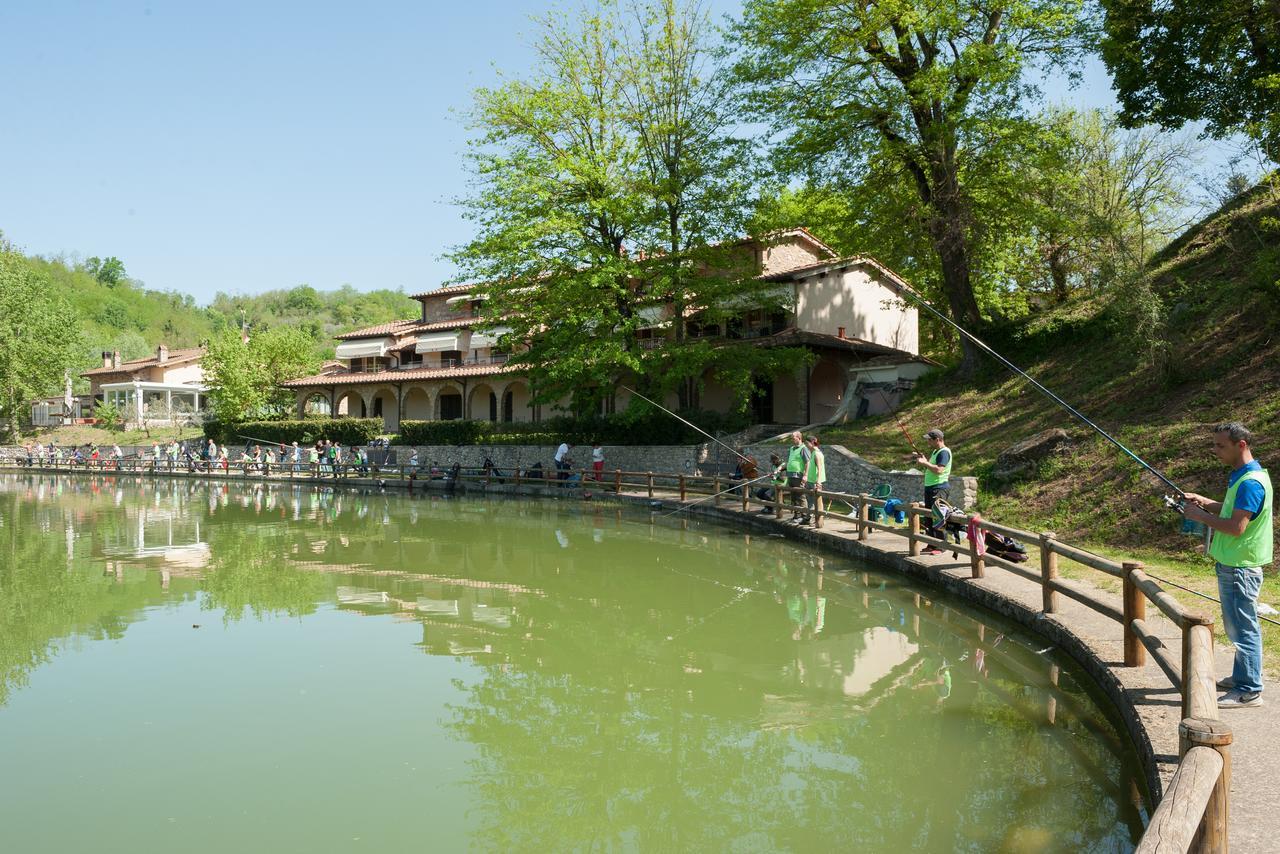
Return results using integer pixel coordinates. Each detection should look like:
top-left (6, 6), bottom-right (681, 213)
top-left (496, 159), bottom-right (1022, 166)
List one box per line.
top-left (805, 436), bottom-right (826, 526)
top-left (914, 429), bottom-right (952, 555)
top-left (554, 441), bottom-right (573, 481)
top-left (591, 442), bottom-right (605, 481)
top-left (1182, 421), bottom-right (1272, 709)
top-left (785, 431), bottom-right (811, 522)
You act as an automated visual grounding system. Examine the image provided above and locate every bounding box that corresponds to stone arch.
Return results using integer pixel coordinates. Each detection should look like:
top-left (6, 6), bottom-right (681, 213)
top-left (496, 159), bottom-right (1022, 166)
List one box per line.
top-left (336, 390), bottom-right (366, 418)
top-left (302, 392), bottom-right (332, 417)
top-left (502, 381), bottom-right (532, 423)
top-left (468, 382), bottom-right (499, 422)
top-left (402, 386), bottom-right (432, 421)
top-left (435, 381), bottom-right (464, 421)
top-left (809, 357), bottom-right (847, 425)
top-left (369, 386), bottom-right (399, 432)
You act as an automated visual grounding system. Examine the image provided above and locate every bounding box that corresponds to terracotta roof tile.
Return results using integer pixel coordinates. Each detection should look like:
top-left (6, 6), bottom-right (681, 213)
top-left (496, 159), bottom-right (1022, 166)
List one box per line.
top-left (283, 362), bottom-right (518, 388)
top-left (409, 283), bottom-right (477, 299)
top-left (334, 319), bottom-right (421, 340)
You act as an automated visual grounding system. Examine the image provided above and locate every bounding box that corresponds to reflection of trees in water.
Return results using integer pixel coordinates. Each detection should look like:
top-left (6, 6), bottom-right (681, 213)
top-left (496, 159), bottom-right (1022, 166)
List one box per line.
top-left (200, 524), bottom-right (330, 624)
top-left (0, 490), bottom-right (186, 706)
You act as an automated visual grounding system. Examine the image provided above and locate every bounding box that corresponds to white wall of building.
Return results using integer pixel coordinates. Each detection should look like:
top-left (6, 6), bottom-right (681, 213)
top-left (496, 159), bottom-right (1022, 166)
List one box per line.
top-left (793, 265), bottom-right (918, 354)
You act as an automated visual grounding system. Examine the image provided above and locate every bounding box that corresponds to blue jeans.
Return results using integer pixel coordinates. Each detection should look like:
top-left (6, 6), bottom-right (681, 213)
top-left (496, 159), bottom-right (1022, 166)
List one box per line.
top-left (1216, 563), bottom-right (1264, 693)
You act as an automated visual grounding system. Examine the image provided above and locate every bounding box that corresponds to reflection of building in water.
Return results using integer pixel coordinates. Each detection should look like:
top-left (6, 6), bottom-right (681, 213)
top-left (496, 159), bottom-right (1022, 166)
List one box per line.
top-left (99, 503), bottom-right (209, 570)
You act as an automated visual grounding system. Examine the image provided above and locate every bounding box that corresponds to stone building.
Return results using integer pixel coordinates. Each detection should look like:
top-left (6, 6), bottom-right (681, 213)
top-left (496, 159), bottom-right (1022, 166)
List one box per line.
top-left (283, 230), bottom-right (933, 432)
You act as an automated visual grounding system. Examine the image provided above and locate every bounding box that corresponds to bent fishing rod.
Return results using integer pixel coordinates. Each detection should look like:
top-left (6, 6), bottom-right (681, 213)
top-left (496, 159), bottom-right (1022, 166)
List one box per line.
top-left (851, 371), bottom-right (922, 457)
top-left (657, 473), bottom-right (774, 518)
top-left (892, 284), bottom-right (1185, 498)
top-left (621, 386), bottom-right (751, 463)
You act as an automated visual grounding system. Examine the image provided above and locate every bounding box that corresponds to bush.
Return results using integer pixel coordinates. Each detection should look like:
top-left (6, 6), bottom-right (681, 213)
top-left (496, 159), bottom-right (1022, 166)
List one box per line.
top-left (395, 409), bottom-right (750, 446)
top-left (204, 418), bottom-right (383, 447)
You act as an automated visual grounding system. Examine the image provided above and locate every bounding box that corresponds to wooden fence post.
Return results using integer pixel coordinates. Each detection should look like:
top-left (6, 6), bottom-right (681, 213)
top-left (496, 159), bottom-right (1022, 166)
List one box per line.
top-left (858, 494), bottom-right (870, 541)
top-left (712, 475), bottom-right (720, 507)
top-left (1040, 532), bottom-right (1059, 613)
top-left (1180, 717), bottom-right (1232, 853)
top-left (1180, 614), bottom-right (1214, 721)
top-left (774, 486), bottom-right (784, 519)
top-left (1122, 561), bottom-right (1146, 667)
top-left (969, 520), bottom-right (985, 579)
top-left (741, 479), bottom-right (749, 512)
top-left (647, 472), bottom-right (654, 498)
top-left (614, 469), bottom-right (622, 493)
top-left (679, 474), bottom-right (686, 502)
top-left (908, 503), bottom-right (922, 556)
top-left (814, 489), bottom-right (824, 529)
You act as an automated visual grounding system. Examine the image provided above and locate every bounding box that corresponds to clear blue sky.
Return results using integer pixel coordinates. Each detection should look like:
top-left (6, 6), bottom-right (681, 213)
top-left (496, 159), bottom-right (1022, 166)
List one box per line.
top-left (0, 1), bottom-right (1211, 305)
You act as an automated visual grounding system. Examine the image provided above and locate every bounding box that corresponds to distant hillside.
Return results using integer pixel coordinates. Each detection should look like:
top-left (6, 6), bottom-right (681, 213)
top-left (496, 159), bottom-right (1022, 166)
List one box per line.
top-left (821, 176), bottom-right (1280, 556)
top-left (17, 254), bottom-right (418, 392)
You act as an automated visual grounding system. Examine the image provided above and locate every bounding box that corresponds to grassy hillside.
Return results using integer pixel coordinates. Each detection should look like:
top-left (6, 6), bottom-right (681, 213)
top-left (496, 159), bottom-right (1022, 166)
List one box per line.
top-left (821, 178), bottom-right (1280, 656)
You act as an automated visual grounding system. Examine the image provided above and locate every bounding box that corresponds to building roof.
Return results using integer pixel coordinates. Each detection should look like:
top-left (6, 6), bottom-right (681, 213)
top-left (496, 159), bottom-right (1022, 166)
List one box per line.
top-left (409, 282), bottom-right (477, 300)
top-left (763, 254), bottom-right (914, 292)
top-left (283, 362), bottom-right (519, 389)
top-left (82, 347), bottom-right (205, 377)
top-left (334, 319), bottom-right (423, 340)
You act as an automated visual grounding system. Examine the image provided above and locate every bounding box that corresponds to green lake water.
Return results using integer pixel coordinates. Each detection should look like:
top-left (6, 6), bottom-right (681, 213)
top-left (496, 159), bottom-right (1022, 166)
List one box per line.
top-left (0, 474), bottom-right (1145, 852)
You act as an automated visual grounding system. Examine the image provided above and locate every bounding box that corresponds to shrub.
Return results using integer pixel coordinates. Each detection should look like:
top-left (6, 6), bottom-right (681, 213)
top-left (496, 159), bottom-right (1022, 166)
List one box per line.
top-left (204, 417), bottom-right (382, 447)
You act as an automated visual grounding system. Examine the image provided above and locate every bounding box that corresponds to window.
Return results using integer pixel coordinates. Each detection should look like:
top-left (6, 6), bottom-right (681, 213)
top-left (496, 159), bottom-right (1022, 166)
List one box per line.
top-left (439, 393), bottom-right (463, 420)
top-left (440, 350), bottom-right (463, 367)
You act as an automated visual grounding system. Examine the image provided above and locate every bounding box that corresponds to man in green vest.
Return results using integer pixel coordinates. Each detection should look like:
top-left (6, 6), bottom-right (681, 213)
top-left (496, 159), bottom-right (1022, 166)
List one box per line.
top-left (804, 435), bottom-right (827, 527)
top-left (1182, 422), bottom-right (1272, 708)
top-left (785, 430), bottom-right (811, 522)
top-left (914, 429), bottom-right (952, 555)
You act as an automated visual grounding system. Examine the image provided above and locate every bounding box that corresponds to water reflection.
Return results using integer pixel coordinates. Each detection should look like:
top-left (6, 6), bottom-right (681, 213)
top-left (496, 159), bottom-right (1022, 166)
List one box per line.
top-left (0, 473), bottom-right (1145, 851)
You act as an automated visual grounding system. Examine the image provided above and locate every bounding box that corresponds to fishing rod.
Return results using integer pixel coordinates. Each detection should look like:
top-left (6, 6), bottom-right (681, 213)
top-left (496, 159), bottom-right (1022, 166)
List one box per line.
top-left (852, 372), bottom-right (922, 457)
top-left (621, 386), bottom-right (751, 463)
top-left (656, 473), bottom-right (774, 518)
top-left (892, 283), bottom-right (1185, 498)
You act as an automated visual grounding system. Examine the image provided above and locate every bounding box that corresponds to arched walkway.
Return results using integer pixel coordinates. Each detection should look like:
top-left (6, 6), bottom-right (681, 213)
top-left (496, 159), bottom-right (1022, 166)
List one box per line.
top-left (435, 383), bottom-right (464, 421)
top-left (301, 393), bottom-right (331, 417)
top-left (402, 386), bottom-right (431, 421)
top-left (336, 391), bottom-right (365, 419)
top-left (371, 387), bottom-right (398, 432)
top-left (469, 383), bottom-right (498, 422)
top-left (502, 382), bottom-right (534, 423)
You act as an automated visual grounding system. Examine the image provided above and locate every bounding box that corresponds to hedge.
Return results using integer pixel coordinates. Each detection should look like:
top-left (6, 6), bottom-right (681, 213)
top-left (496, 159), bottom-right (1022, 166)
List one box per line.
top-left (396, 410), bottom-right (750, 446)
top-left (204, 418), bottom-right (383, 447)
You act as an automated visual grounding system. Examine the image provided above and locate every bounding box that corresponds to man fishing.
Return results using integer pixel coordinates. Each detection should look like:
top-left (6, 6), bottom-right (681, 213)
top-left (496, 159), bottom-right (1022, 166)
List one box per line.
top-left (913, 429), bottom-right (952, 556)
top-left (1181, 422), bottom-right (1271, 709)
top-left (785, 431), bottom-right (812, 523)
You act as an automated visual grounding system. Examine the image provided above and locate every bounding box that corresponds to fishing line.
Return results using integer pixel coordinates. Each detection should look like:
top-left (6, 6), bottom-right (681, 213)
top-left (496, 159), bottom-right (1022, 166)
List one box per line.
top-left (851, 369), bottom-right (922, 457)
top-left (621, 386), bottom-right (751, 463)
top-left (891, 283), bottom-right (1184, 497)
top-left (1141, 570), bottom-right (1280, 628)
top-left (656, 473), bottom-right (774, 518)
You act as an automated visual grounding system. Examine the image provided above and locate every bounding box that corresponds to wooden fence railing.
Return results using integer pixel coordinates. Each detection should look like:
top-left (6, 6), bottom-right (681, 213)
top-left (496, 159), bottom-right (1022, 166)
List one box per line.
top-left (1, 459), bottom-right (1230, 851)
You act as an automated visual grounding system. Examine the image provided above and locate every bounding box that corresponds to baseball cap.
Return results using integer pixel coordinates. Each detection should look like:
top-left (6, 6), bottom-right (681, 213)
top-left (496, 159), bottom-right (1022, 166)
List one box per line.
top-left (924, 429), bottom-right (944, 441)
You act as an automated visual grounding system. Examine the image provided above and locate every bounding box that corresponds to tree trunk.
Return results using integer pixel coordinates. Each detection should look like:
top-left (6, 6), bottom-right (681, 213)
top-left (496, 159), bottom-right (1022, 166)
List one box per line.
top-left (927, 202), bottom-right (984, 377)
top-left (1048, 247), bottom-right (1070, 304)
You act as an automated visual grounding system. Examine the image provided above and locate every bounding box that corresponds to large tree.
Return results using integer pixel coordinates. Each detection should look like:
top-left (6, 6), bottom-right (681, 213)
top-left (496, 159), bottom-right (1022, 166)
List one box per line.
top-left (202, 326), bottom-right (320, 424)
top-left (452, 1), bottom-right (806, 413)
top-left (1099, 0), bottom-right (1280, 162)
top-left (0, 246), bottom-right (84, 439)
top-left (732, 0), bottom-right (1088, 373)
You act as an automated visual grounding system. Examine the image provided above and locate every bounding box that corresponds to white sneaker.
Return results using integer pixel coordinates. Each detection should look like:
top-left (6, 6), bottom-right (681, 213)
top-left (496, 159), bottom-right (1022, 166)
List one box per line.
top-left (1218, 690), bottom-right (1264, 709)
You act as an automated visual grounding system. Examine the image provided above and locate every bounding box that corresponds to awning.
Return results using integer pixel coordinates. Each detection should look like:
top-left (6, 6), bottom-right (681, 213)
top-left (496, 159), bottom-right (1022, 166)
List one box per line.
top-left (637, 306), bottom-right (666, 327)
top-left (469, 326), bottom-right (511, 349)
top-left (444, 294), bottom-right (487, 306)
top-left (335, 337), bottom-right (392, 359)
top-left (416, 331), bottom-right (470, 353)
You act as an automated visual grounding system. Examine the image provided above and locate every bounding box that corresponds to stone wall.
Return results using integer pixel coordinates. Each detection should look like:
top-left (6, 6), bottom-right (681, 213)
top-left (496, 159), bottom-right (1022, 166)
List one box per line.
top-left (1, 440), bottom-right (978, 507)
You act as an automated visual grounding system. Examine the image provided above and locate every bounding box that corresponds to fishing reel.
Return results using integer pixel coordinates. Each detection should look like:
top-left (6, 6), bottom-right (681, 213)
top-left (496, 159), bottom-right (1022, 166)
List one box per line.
top-left (1162, 493), bottom-right (1186, 514)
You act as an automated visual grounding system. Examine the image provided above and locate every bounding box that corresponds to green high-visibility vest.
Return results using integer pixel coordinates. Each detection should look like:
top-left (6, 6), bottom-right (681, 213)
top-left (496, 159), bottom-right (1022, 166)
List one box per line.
top-left (923, 447), bottom-right (951, 487)
top-left (806, 449), bottom-right (825, 484)
top-left (1208, 468), bottom-right (1273, 568)
top-left (786, 445), bottom-right (807, 475)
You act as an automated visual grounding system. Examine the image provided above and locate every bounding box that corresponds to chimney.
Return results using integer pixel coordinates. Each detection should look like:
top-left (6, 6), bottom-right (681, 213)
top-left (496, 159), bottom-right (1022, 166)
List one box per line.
top-left (102, 351), bottom-right (112, 368)
top-left (111, 351), bottom-right (121, 369)
top-left (157, 344), bottom-right (168, 364)
top-left (837, 326), bottom-right (846, 339)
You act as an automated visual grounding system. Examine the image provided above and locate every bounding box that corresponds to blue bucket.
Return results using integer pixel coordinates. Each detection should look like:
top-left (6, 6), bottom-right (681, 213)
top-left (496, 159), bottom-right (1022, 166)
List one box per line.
top-left (1181, 517), bottom-right (1207, 537)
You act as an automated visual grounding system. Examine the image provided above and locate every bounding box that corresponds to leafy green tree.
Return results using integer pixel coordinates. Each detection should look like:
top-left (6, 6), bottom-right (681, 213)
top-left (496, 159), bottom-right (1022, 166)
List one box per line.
top-left (732, 0), bottom-right (1089, 373)
top-left (93, 401), bottom-right (124, 432)
top-left (453, 0), bottom-right (806, 411)
top-left (0, 247), bottom-right (84, 439)
top-left (83, 255), bottom-right (127, 286)
top-left (1099, 0), bottom-right (1280, 162)
top-left (202, 326), bottom-right (320, 423)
